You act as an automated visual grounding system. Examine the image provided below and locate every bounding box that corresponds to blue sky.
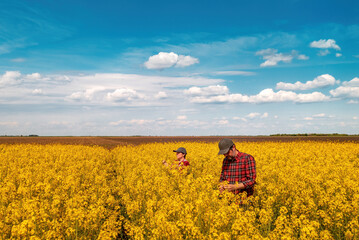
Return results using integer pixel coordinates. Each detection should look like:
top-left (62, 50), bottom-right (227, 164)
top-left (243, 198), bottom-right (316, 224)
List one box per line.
top-left (1, 0), bottom-right (358, 136)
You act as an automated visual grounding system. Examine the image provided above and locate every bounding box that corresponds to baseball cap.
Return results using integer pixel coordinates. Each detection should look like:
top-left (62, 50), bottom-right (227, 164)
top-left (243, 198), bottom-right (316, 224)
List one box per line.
top-left (218, 138), bottom-right (234, 155)
top-left (173, 147), bottom-right (187, 154)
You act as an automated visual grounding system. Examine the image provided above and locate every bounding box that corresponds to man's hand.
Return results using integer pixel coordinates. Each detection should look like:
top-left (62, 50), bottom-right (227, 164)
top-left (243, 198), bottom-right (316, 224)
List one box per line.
top-left (220, 183), bottom-right (245, 192)
top-left (162, 160), bottom-right (169, 167)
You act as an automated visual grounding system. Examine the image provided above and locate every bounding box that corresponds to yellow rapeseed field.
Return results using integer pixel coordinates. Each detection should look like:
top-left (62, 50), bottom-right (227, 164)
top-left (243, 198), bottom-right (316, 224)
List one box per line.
top-left (1, 141), bottom-right (359, 239)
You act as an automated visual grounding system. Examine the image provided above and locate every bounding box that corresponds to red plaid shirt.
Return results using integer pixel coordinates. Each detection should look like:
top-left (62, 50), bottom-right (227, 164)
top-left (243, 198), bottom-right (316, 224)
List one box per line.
top-left (220, 152), bottom-right (256, 196)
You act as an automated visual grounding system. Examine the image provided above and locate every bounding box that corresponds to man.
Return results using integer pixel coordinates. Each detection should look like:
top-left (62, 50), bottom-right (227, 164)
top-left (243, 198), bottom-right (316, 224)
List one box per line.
top-left (218, 138), bottom-right (256, 196)
top-left (162, 147), bottom-right (190, 169)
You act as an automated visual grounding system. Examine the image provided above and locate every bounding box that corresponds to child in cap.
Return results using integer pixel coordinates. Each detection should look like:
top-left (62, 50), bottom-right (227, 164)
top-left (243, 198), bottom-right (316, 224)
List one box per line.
top-left (162, 147), bottom-right (190, 170)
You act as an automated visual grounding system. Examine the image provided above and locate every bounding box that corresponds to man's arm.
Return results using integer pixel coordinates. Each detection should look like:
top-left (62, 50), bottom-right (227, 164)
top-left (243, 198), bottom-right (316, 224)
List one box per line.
top-left (242, 155), bottom-right (256, 189)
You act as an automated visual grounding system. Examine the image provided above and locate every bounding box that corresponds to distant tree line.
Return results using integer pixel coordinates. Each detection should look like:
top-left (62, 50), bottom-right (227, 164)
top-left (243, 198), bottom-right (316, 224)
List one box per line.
top-left (0, 134), bottom-right (39, 137)
top-left (270, 133), bottom-right (358, 136)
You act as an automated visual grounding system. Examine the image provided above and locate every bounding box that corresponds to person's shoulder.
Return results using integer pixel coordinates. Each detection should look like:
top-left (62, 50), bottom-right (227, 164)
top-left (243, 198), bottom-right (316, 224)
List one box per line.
top-left (237, 152), bottom-right (255, 160)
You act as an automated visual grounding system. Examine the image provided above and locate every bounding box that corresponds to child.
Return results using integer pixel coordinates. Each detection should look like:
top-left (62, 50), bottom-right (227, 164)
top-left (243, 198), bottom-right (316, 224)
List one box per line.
top-left (162, 147), bottom-right (190, 170)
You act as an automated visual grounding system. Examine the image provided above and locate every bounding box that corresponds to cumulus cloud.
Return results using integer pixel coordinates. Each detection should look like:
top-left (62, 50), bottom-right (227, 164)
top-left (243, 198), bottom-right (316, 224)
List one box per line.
top-left (342, 77), bottom-right (359, 87)
top-left (109, 119), bottom-right (154, 126)
top-left (106, 88), bottom-right (145, 102)
top-left (330, 77), bottom-right (359, 98)
top-left (261, 112), bottom-right (269, 118)
top-left (318, 49), bottom-right (330, 56)
top-left (246, 113), bottom-right (261, 119)
top-left (177, 115), bottom-right (187, 120)
top-left (276, 74), bottom-right (337, 90)
top-left (336, 53), bottom-right (342, 57)
top-left (237, 112), bottom-right (269, 120)
top-left (154, 91), bottom-right (168, 99)
top-left (144, 52), bottom-right (199, 70)
top-left (32, 89), bottom-right (43, 95)
top-left (304, 113), bottom-right (335, 120)
top-left (176, 55), bottom-right (199, 67)
top-left (184, 85), bottom-right (229, 96)
top-left (0, 71), bottom-right (46, 87)
top-left (310, 39), bottom-right (341, 50)
top-left (0, 71), bottom-right (22, 87)
top-left (256, 49), bottom-right (308, 67)
top-left (109, 118), bottom-right (208, 129)
top-left (217, 119), bottom-right (229, 125)
top-left (26, 73), bottom-right (42, 80)
top-left (186, 85), bottom-right (331, 103)
top-left (67, 88), bottom-right (105, 101)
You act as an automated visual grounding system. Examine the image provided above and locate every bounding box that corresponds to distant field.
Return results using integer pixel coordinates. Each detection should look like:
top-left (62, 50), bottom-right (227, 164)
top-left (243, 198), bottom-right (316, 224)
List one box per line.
top-left (1, 135), bottom-right (359, 148)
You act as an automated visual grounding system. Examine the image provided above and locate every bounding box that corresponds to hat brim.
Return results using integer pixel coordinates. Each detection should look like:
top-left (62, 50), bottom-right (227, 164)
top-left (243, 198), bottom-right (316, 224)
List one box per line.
top-left (173, 150), bottom-right (185, 154)
top-left (218, 147), bottom-right (230, 155)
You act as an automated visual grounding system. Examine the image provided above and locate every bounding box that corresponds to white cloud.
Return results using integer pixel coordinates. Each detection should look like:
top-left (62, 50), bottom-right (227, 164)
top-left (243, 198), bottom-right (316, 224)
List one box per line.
top-left (0, 71), bottom-right (50, 88)
top-left (318, 49), bottom-right (330, 56)
top-left (110, 119), bottom-right (155, 126)
top-left (310, 39), bottom-right (341, 50)
top-left (0, 71), bottom-right (22, 86)
top-left (176, 55), bottom-right (199, 67)
top-left (26, 73), bottom-right (42, 80)
top-left (246, 113), bottom-right (261, 119)
top-left (67, 88), bottom-right (105, 101)
top-left (297, 54), bottom-right (309, 60)
top-left (276, 74), bottom-right (337, 90)
top-left (311, 113), bottom-right (335, 119)
top-left (306, 113), bottom-right (335, 119)
top-left (336, 53), bottom-right (342, 57)
top-left (330, 77), bottom-right (359, 98)
top-left (177, 115), bottom-right (187, 120)
top-left (106, 88), bottom-right (144, 102)
top-left (342, 77), bottom-right (359, 87)
top-left (144, 52), bottom-right (199, 70)
top-left (256, 49), bottom-right (308, 67)
top-left (0, 121), bottom-right (18, 126)
top-left (187, 86), bottom-right (330, 104)
top-left (1, 71), bottom-right (224, 106)
top-left (330, 86), bottom-right (359, 98)
top-left (313, 113), bottom-right (326, 118)
top-left (109, 118), bottom-right (209, 129)
top-left (233, 116), bottom-right (247, 122)
top-left (184, 85), bottom-right (229, 96)
top-left (348, 100), bottom-right (359, 104)
top-left (154, 91), bottom-right (168, 99)
top-left (240, 112), bottom-right (268, 120)
top-left (217, 119), bottom-right (229, 125)
top-left (32, 89), bottom-right (43, 95)
top-left (354, 116), bottom-right (358, 120)
top-left (261, 112), bottom-right (269, 118)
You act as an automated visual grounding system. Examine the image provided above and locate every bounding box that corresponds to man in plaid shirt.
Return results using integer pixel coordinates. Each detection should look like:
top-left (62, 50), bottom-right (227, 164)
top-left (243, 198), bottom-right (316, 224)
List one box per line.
top-left (218, 138), bottom-right (256, 196)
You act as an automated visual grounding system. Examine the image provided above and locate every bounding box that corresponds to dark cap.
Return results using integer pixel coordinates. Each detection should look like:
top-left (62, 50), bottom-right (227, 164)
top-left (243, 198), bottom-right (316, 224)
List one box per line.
top-left (218, 138), bottom-right (234, 155)
top-left (173, 147), bottom-right (187, 154)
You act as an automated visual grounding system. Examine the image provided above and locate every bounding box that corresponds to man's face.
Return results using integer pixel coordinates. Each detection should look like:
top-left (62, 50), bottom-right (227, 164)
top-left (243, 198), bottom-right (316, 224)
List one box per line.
top-left (176, 152), bottom-right (185, 160)
top-left (224, 147), bottom-right (236, 159)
